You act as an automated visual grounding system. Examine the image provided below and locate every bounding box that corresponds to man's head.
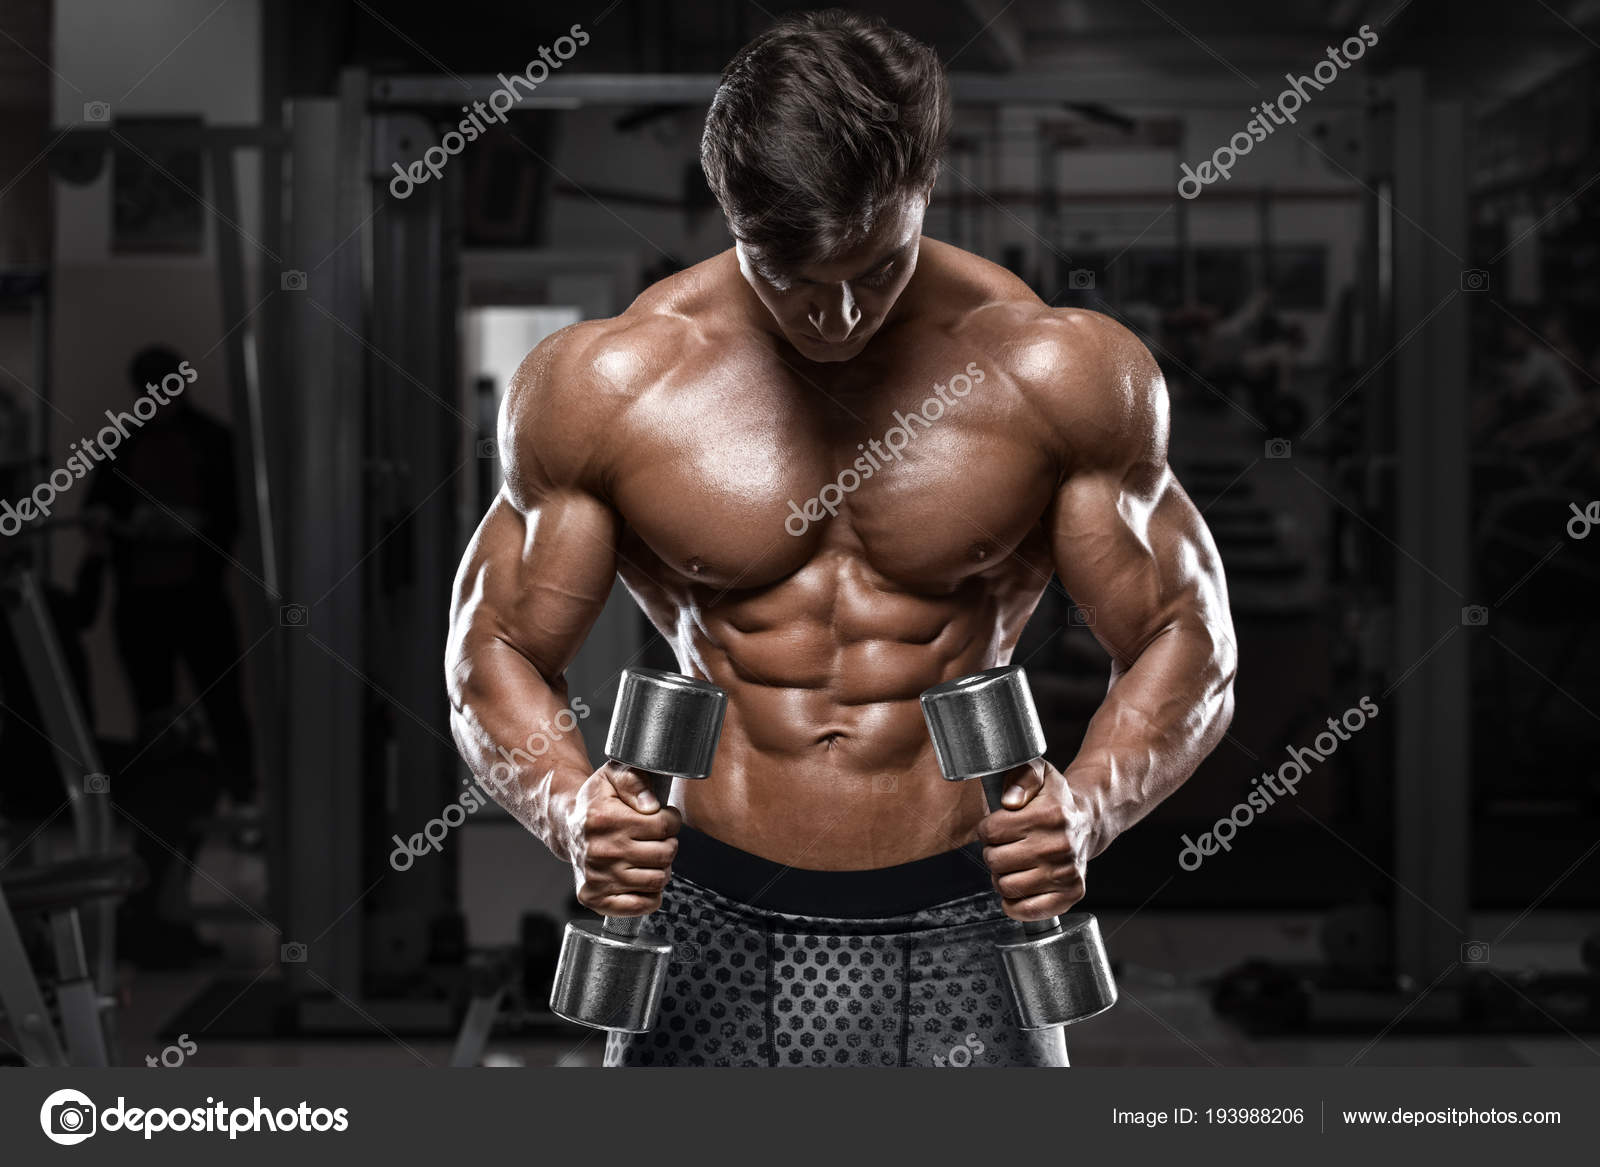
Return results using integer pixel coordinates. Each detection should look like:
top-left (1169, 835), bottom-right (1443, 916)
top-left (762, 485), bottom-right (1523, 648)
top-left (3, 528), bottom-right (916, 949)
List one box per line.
top-left (127, 345), bottom-right (185, 396)
top-left (701, 9), bottom-right (950, 361)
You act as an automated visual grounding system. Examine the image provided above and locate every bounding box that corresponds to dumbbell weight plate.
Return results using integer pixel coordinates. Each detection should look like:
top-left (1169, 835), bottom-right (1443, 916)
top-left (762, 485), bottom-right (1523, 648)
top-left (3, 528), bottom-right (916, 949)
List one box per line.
top-left (996, 913), bottom-right (1117, 1030)
top-left (607, 668), bottom-right (727, 778)
top-left (549, 919), bottom-right (673, 1033)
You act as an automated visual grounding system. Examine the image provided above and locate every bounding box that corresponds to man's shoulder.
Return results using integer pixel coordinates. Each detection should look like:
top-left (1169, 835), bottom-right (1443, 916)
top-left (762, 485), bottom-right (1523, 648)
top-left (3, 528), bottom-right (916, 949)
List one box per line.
top-left (500, 316), bottom-right (647, 501)
top-left (510, 317), bottom-right (655, 414)
top-left (507, 257), bottom-right (736, 421)
top-left (501, 271), bottom-right (734, 500)
top-left (964, 301), bottom-right (1169, 472)
top-left (924, 243), bottom-right (1153, 391)
top-left (175, 405), bottom-right (230, 439)
top-left (997, 305), bottom-right (1153, 386)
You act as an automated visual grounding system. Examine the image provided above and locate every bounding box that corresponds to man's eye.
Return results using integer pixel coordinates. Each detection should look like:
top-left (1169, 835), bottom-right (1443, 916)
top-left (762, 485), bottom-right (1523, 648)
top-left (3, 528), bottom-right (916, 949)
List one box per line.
top-left (860, 264), bottom-right (897, 288)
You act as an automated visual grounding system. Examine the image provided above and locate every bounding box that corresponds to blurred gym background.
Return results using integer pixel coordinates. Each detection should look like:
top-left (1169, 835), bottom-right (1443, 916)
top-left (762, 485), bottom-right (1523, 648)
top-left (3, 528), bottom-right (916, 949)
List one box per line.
top-left (1, 0), bottom-right (1598, 1068)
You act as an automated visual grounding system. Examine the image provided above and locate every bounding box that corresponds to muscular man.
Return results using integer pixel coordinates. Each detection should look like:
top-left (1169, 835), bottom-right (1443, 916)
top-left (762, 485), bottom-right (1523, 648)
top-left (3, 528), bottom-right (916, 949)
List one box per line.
top-left (447, 10), bottom-right (1236, 1068)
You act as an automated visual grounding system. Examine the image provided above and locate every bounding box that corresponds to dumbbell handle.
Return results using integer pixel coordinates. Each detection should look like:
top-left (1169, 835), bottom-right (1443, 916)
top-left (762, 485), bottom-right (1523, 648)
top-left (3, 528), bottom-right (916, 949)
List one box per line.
top-left (979, 770), bottom-right (1061, 939)
top-left (598, 770), bottom-right (673, 941)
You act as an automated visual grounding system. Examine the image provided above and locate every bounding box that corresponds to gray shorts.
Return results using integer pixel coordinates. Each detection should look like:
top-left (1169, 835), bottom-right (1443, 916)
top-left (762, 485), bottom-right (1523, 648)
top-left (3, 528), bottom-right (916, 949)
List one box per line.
top-left (603, 827), bottom-right (1068, 1068)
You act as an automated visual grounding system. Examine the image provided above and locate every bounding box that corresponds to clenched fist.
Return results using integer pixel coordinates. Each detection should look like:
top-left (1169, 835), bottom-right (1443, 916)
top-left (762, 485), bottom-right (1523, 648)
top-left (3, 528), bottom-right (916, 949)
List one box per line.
top-left (976, 757), bottom-right (1096, 922)
top-left (563, 761), bottom-right (681, 916)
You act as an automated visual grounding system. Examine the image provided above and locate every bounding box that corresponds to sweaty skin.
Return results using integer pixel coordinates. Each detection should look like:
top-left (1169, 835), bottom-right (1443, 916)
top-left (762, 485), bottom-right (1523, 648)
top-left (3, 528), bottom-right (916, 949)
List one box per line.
top-left (446, 199), bottom-right (1237, 923)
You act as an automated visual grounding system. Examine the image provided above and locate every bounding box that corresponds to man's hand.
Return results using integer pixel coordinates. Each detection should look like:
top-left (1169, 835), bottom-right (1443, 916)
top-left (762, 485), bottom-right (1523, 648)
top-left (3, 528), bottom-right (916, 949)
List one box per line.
top-left (563, 761), bottom-right (681, 917)
top-left (976, 758), bottom-right (1096, 922)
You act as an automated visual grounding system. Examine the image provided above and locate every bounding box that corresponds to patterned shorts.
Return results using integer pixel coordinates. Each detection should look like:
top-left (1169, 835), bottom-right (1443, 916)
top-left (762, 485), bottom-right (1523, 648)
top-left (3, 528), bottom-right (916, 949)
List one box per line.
top-left (603, 827), bottom-right (1068, 1068)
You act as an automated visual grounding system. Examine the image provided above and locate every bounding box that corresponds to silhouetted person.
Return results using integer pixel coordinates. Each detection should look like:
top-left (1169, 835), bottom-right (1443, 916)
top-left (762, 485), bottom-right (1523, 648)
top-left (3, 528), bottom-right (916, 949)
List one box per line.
top-left (84, 346), bottom-right (255, 803)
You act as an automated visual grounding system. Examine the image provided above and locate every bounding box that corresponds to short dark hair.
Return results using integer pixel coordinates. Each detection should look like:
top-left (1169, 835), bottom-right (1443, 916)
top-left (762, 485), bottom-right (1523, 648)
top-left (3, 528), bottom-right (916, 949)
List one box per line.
top-left (128, 345), bottom-right (184, 391)
top-left (701, 9), bottom-right (950, 273)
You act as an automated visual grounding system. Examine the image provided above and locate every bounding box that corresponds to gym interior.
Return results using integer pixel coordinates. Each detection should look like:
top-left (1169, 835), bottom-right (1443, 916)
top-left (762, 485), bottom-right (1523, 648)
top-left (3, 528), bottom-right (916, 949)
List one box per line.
top-left (1, 0), bottom-right (1598, 1073)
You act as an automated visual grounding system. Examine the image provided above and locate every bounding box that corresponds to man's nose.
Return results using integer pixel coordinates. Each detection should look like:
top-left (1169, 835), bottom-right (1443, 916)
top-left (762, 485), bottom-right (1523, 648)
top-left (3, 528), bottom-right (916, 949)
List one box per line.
top-left (808, 284), bottom-right (861, 343)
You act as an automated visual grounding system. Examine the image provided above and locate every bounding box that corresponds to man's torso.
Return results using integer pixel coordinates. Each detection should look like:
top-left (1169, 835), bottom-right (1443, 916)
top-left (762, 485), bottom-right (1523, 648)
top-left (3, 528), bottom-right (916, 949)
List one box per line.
top-left (547, 242), bottom-right (1098, 868)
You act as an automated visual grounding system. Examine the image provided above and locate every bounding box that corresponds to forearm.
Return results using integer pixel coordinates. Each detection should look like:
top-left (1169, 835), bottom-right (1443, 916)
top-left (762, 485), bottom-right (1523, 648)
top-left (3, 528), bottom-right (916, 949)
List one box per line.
top-left (448, 634), bottom-right (596, 864)
top-left (1060, 614), bottom-right (1236, 859)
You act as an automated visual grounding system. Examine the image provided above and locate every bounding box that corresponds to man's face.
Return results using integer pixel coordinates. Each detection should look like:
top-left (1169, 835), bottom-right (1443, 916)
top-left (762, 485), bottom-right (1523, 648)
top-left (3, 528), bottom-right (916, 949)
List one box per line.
top-left (737, 189), bottom-right (928, 364)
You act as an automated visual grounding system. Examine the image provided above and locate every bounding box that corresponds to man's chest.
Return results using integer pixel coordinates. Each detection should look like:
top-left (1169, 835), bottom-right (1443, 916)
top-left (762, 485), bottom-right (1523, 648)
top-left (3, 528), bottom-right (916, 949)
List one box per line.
top-left (608, 354), bottom-right (1059, 589)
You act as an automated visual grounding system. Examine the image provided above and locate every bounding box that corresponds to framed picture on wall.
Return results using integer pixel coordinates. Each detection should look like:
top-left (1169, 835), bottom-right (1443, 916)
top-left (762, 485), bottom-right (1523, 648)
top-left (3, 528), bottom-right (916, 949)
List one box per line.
top-left (112, 116), bottom-right (204, 255)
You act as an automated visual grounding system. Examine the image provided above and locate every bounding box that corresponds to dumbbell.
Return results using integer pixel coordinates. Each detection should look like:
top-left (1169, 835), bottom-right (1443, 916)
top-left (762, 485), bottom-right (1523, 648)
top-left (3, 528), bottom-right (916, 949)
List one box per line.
top-left (920, 666), bottom-right (1118, 1030)
top-left (548, 667), bottom-right (727, 1033)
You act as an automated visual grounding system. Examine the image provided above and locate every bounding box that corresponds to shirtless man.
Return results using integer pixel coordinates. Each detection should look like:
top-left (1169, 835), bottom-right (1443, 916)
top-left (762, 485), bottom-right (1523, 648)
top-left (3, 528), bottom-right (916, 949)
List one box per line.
top-left (446, 9), bottom-right (1236, 1068)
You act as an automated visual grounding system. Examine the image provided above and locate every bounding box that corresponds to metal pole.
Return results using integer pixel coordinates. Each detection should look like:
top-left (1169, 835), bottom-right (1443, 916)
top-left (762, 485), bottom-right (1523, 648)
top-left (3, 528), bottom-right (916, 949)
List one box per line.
top-left (282, 76), bottom-right (370, 1002)
top-left (209, 147), bottom-right (281, 793)
top-left (1389, 70), bottom-right (1470, 991)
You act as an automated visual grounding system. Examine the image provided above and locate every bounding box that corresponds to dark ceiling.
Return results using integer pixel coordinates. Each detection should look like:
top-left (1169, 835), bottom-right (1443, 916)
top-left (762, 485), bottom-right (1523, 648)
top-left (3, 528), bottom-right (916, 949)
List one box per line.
top-left (282, 0), bottom-right (1600, 104)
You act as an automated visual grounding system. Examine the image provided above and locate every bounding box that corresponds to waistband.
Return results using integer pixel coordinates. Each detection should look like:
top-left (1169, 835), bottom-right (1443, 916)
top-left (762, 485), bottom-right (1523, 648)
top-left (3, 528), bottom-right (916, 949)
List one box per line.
top-left (671, 824), bottom-right (993, 918)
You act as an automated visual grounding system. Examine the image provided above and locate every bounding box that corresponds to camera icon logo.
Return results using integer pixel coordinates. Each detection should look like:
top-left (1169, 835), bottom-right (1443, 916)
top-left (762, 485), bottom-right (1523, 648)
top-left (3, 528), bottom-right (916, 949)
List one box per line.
top-left (40, 1088), bottom-right (97, 1145)
top-left (83, 772), bottom-right (110, 795)
top-left (281, 270), bottom-right (308, 292)
top-left (1068, 269), bottom-right (1096, 290)
top-left (1460, 940), bottom-right (1490, 964)
top-left (1460, 269), bottom-right (1489, 292)
top-left (1070, 604), bottom-right (1097, 627)
top-left (279, 603), bottom-right (308, 628)
top-left (476, 437), bottom-right (497, 459)
top-left (82, 101), bottom-right (111, 123)
top-left (1265, 438), bottom-right (1292, 459)
top-left (1461, 605), bottom-right (1489, 627)
top-left (872, 774), bottom-right (898, 793)
top-left (280, 941), bottom-right (308, 963)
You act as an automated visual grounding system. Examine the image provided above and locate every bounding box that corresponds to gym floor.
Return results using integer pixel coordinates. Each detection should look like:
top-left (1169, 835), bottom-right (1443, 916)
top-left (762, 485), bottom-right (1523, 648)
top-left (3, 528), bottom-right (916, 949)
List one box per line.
top-left (110, 909), bottom-right (1597, 1067)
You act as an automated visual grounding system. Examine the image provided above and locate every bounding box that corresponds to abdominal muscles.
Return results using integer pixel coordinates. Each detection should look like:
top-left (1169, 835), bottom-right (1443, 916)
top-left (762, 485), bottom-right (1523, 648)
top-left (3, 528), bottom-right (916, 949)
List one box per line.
top-left (631, 546), bottom-right (1031, 869)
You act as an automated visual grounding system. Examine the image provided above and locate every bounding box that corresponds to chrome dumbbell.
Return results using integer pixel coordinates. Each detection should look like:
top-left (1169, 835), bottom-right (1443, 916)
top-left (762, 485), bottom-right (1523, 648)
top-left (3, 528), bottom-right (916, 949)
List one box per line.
top-left (921, 666), bottom-right (1118, 1030)
top-left (548, 668), bottom-right (727, 1033)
